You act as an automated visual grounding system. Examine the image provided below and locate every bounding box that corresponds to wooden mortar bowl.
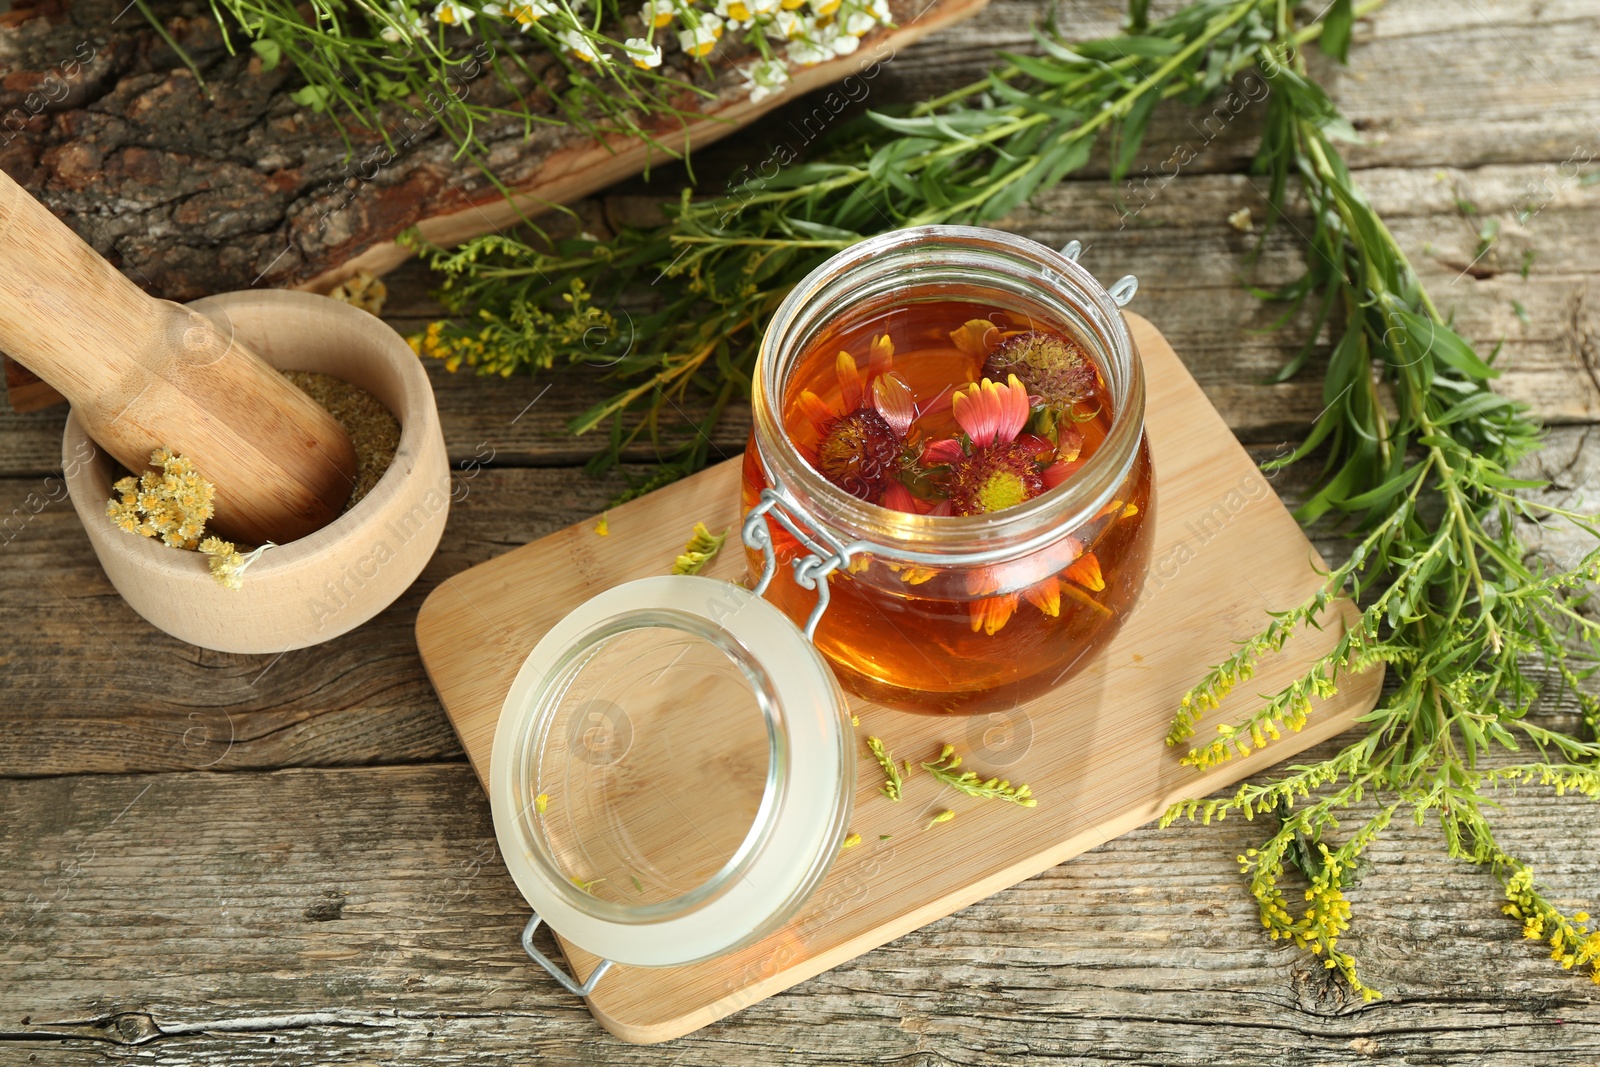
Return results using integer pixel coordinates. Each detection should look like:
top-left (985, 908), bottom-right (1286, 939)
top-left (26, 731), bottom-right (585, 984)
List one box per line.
top-left (62, 290), bottom-right (450, 653)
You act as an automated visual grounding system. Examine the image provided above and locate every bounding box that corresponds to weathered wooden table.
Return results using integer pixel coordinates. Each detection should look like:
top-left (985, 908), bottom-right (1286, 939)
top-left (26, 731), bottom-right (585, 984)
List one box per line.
top-left (3, 1), bottom-right (1599, 1063)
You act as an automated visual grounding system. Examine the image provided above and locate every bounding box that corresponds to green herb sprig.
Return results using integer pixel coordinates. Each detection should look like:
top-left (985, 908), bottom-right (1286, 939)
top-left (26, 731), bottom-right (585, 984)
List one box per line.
top-left (1157, 2), bottom-right (1600, 1000)
top-left (922, 744), bottom-right (1036, 807)
top-left (866, 735), bottom-right (905, 801)
top-left (670, 521), bottom-right (729, 574)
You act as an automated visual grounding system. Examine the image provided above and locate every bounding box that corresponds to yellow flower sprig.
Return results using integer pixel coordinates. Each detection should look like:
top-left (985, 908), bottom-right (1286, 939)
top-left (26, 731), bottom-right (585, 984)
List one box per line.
top-left (106, 448), bottom-right (273, 590)
top-left (198, 538), bottom-right (277, 591)
top-left (1234, 801), bottom-right (1394, 1004)
top-left (1502, 862), bottom-right (1600, 984)
top-left (865, 735), bottom-right (905, 802)
top-left (671, 521), bottom-right (729, 575)
top-left (921, 744), bottom-right (1036, 808)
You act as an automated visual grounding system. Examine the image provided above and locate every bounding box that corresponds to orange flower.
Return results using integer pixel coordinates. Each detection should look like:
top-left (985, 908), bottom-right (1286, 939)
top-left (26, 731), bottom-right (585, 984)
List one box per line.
top-left (796, 335), bottom-right (915, 501)
top-left (1064, 551), bottom-right (1104, 592)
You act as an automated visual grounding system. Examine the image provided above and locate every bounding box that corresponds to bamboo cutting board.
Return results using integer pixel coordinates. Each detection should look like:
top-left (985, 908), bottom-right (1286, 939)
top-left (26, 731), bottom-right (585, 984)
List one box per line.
top-left (415, 313), bottom-right (1383, 1043)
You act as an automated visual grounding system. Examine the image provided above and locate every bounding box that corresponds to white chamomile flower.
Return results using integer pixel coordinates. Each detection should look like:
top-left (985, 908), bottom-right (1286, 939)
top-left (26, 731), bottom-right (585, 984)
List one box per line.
top-left (622, 36), bottom-right (664, 67)
top-left (868, 0), bottom-right (890, 20)
top-left (558, 27), bottom-right (609, 64)
top-left (786, 35), bottom-right (831, 65)
top-left (773, 8), bottom-right (804, 37)
top-left (379, 1), bottom-right (428, 42)
top-left (432, 0), bottom-right (474, 26)
top-left (678, 14), bottom-right (723, 56)
top-left (639, 0), bottom-right (675, 27)
top-left (750, 0), bottom-right (781, 15)
top-left (506, 0), bottom-right (556, 27)
top-left (715, 0), bottom-right (752, 22)
top-left (740, 57), bottom-right (790, 104)
top-left (808, 0), bottom-right (841, 16)
top-left (818, 20), bottom-right (857, 55)
top-left (844, 9), bottom-right (875, 35)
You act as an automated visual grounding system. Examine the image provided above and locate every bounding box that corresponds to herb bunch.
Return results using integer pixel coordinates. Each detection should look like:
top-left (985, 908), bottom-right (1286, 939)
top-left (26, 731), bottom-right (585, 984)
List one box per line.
top-left (410, 0), bottom-right (1600, 997)
top-left (171, 0), bottom-right (898, 160)
top-left (1161, 2), bottom-right (1600, 999)
top-left (173, 0), bottom-right (699, 153)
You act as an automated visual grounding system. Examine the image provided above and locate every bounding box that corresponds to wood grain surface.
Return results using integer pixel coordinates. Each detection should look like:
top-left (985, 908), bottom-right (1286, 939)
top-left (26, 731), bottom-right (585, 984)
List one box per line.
top-left (2, 0), bottom-right (1598, 1063)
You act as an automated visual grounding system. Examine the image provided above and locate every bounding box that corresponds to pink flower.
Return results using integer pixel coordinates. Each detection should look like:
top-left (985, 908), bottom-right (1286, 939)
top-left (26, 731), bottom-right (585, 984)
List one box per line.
top-left (950, 374), bottom-right (1031, 448)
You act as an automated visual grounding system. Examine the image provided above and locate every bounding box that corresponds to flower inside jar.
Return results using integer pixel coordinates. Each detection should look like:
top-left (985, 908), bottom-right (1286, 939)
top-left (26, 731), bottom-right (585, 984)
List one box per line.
top-left (781, 301), bottom-right (1133, 633)
top-left (787, 310), bottom-right (1107, 517)
top-left (748, 287), bottom-right (1153, 714)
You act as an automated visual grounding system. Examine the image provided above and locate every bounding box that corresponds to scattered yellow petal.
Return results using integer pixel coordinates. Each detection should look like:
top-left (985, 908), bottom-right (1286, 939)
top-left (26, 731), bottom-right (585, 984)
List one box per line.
top-left (926, 809), bottom-right (956, 829)
top-left (595, 516), bottom-right (610, 536)
top-left (841, 832), bottom-right (861, 849)
top-left (535, 792), bottom-right (549, 814)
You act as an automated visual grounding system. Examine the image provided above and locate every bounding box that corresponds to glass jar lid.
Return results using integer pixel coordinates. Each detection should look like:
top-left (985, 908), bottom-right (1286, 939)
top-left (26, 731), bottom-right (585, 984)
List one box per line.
top-left (490, 575), bottom-right (855, 968)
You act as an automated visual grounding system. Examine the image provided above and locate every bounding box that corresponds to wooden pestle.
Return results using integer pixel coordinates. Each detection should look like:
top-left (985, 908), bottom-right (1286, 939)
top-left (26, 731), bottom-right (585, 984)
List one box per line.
top-left (0, 169), bottom-right (357, 545)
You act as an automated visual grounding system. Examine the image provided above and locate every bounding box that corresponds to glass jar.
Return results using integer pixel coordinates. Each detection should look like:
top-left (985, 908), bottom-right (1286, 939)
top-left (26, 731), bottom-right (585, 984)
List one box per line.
top-left (741, 226), bottom-right (1155, 714)
top-left (490, 577), bottom-right (855, 989)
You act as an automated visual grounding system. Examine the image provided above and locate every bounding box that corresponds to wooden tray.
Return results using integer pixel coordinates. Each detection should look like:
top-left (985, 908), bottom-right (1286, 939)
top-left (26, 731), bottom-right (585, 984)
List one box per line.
top-left (415, 312), bottom-right (1383, 1043)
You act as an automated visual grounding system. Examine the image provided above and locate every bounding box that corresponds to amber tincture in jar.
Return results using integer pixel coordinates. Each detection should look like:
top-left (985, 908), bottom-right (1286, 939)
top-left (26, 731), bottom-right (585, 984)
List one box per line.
top-left (742, 227), bottom-right (1154, 714)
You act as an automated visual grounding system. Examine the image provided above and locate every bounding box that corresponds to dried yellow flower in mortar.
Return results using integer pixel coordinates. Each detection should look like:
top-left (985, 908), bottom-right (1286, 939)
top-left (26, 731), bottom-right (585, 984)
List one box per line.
top-left (106, 448), bottom-right (215, 549)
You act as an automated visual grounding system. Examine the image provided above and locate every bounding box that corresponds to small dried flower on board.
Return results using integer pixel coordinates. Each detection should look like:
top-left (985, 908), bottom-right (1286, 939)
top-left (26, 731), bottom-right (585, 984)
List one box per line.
top-left (671, 522), bottom-right (729, 575)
